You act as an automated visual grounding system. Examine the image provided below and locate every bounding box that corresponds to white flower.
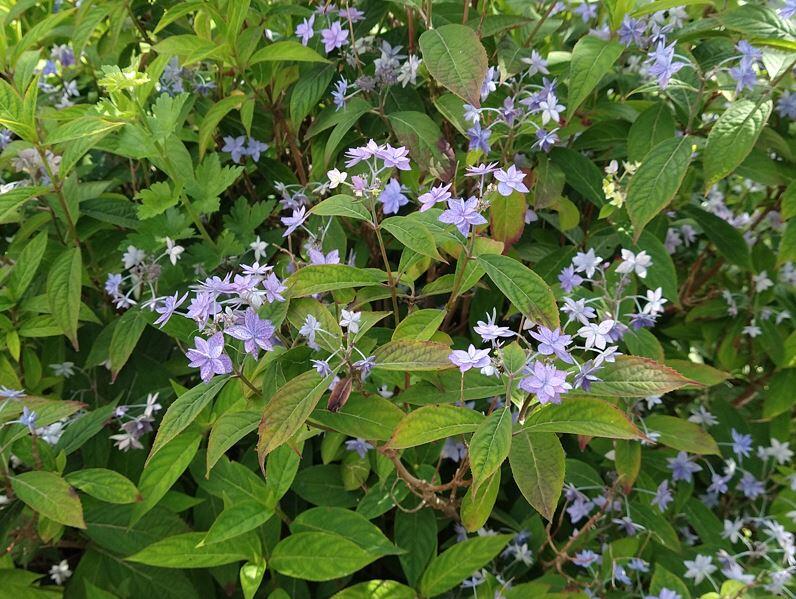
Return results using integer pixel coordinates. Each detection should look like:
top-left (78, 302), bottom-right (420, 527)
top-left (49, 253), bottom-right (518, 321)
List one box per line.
top-left (250, 236), bottom-right (268, 261)
top-left (604, 160), bottom-right (618, 175)
top-left (742, 322), bottom-right (761, 338)
top-left (340, 309), bottom-right (361, 334)
top-left (36, 421), bottom-right (65, 445)
top-left (165, 237), bottom-right (184, 265)
top-left (764, 439), bottom-right (794, 464)
top-left (683, 554), bottom-right (716, 584)
top-left (144, 392), bottom-right (162, 418)
top-left (721, 519), bottom-right (744, 543)
top-left (0, 494), bottom-right (9, 505)
top-left (50, 362), bottom-right (76, 377)
top-left (572, 249), bottom-right (602, 278)
top-left (49, 559), bottom-right (72, 584)
top-left (688, 405), bottom-right (718, 426)
top-left (397, 55), bottom-right (421, 86)
top-left (643, 287), bottom-right (667, 315)
top-left (616, 249), bottom-right (652, 278)
top-left (122, 245), bottom-right (146, 269)
top-left (578, 319), bottom-right (615, 350)
top-left (753, 270), bottom-right (773, 293)
top-left (538, 95), bottom-right (564, 125)
top-left (327, 168), bottom-right (348, 189)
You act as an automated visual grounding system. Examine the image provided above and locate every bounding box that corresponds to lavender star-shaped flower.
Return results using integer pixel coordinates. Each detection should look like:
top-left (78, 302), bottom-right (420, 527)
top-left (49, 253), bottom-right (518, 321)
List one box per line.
top-left (225, 309), bottom-right (275, 357)
top-left (186, 332), bottom-right (232, 383)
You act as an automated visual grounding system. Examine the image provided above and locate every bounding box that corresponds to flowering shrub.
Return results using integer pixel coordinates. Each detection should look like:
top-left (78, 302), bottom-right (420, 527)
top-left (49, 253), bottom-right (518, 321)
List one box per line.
top-left (1, 1), bottom-right (795, 597)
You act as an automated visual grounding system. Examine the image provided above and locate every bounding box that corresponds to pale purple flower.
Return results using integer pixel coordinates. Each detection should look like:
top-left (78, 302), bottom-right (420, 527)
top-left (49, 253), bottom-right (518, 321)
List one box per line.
top-left (154, 292), bottom-right (188, 327)
top-left (519, 361), bottom-right (571, 404)
top-left (262, 273), bottom-right (286, 303)
top-left (222, 135), bottom-right (247, 163)
top-left (558, 266), bottom-right (583, 292)
top-left (0, 386), bottom-right (25, 399)
top-left (320, 21), bottom-right (349, 54)
top-left (684, 554), bottom-right (716, 584)
top-left (480, 66), bottom-right (498, 101)
top-left (562, 297), bottom-right (596, 325)
top-left (245, 138), bottom-right (268, 161)
top-left (473, 310), bottom-right (513, 343)
top-left (667, 451), bottom-right (702, 483)
top-left (105, 273), bottom-right (122, 296)
top-left (465, 162), bottom-right (498, 176)
top-left (441, 438), bottom-right (468, 462)
top-left (418, 183), bottom-right (452, 212)
top-left (19, 406), bottom-right (37, 431)
top-left (777, 91), bottom-right (796, 119)
top-left (781, 0), bottom-right (796, 18)
top-left (729, 62), bottom-right (756, 93)
top-left (379, 178), bottom-right (409, 214)
top-left (353, 355), bottom-right (376, 379)
top-left (731, 429), bottom-right (752, 459)
top-left (613, 564), bottom-right (632, 586)
top-left (281, 206), bottom-right (308, 236)
top-left (378, 145), bottom-right (411, 170)
top-left (619, 16), bottom-right (646, 46)
top-left (578, 319), bottom-right (615, 350)
top-left (187, 291), bottom-right (220, 326)
top-left (439, 196), bottom-right (487, 237)
top-left (737, 472), bottom-right (764, 499)
top-left (494, 165), bottom-right (528, 197)
top-left (467, 123), bottom-right (491, 153)
top-left (529, 327), bottom-right (572, 363)
top-left (295, 14), bottom-right (315, 45)
top-left (345, 438), bottom-right (373, 458)
top-left (331, 78), bottom-right (348, 110)
top-left (533, 128), bottom-right (559, 152)
top-left (312, 358), bottom-right (332, 376)
top-left (573, 550), bottom-right (601, 567)
top-left (226, 309), bottom-right (275, 357)
top-left (645, 41), bottom-right (687, 89)
top-left (651, 479), bottom-right (673, 512)
top-left (186, 332), bottom-right (232, 383)
top-left (338, 7), bottom-right (365, 22)
top-left (522, 50), bottom-right (549, 75)
top-left (574, 2), bottom-right (597, 22)
top-left (567, 498), bottom-right (594, 523)
top-left (0, 129), bottom-right (12, 149)
top-left (449, 345), bottom-right (491, 372)
top-left (308, 248), bottom-right (340, 265)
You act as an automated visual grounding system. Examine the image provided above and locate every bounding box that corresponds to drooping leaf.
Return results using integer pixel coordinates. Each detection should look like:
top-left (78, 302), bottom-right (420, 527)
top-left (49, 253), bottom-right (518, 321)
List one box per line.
top-left (587, 356), bottom-right (696, 397)
top-left (509, 430), bottom-right (565, 520)
top-left (419, 24), bottom-right (488, 107)
top-left (567, 36), bottom-right (624, 118)
top-left (11, 470), bottom-right (85, 528)
top-left (46, 247), bottom-right (82, 349)
top-left (468, 407), bottom-right (512, 493)
top-left (522, 397), bottom-right (642, 439)
top-left (388, 405), bottom-right (485, 449)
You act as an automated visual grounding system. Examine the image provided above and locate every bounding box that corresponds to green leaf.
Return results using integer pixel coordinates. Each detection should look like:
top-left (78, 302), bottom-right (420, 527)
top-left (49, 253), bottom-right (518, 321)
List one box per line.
top-left (549, 147), bottom-right (604, 206)
top-left (626, 135), bottom-right (694, 240)
top-left (627, 102), bottom-right (676, 164)
top-left (249, 41), bottom-right (329, 64)
top-left (644, 415), bottom-right (720, 455)
top-left (291, 63), bottom-right (336, 129)
top-left (257, 370), bottom-right (335, 464)
top-left (388, 405), bottom-right (484, 449)
top-left (291, 507), bottom-right (400, 557)
top-left (286, 297), bottom-right (343, 352)
top-left (310, 393), bottom-right (404, 441)
top-left (704, 99), bottom-right (773, 187)
top-left (8, 231), bottom-right (47, 300)
top-left (131, 431), bottom-right (202, 525)
top-left (373, 340), bottom-right (453, 371)
top-left (65, 468), bottom-right (140, 504)
top-left (387, 111), bottom-right (448, 169)
top-left (489, 189), bottom-right (526, 249)
top-left (763, 368), bottom-right (796, 419)
top-left (198, 94), bottom-right (245, 158)
top-left (460, 469), bottom-right (500, 532)
top-left (0, 186), bottom-right (48, 221)
top-left (200, 501), bottom-right (273, 546)
top-left (566, 36), bottom-right (624, 119)
top-left (286, 265), bottom-right (387, 296)
top-left (270, 532), bottom-right (376, 581)
top-left (206, 408), bottom-right (260, 475)
top-left (509, 430), bottom-right (565, 520)
top-left (11, 470), bottom-right (85, 528)
top-left (148, 377), bottom-right (228, 464)
top-left (395, 509), bottom-right (437, 586)
top-left (154, 35), bottom-right (229, 64)
top-left (476, 254), bottom-right (559, 329)
top-left (109, 308), bottom-right (149, 379)
top-left (665, 359), bottom-right (731, 388)
top-left (614, 440), bottom-right (641, 490)
top-left (311, 194), bottom-right (371, 221)
top-left (382, 215), bottom-right (442, 260)
top-left (46, 247), bottom-right (82, 349)
top-left (419, 24), bottom-right (488, 107)
top-left (393, 309), bottom-right (446, 341)
top-left (779, 219), bottom-right (796, 266)
top-left (522, 397), bottom-right (641, 439)
top-left (331, 580), bottom-right (415, 599)
top-left (55, 402), bottom-right (119, 455)
top-left (240, 557), bottom-right (267, 599)
top-left (47, 116), bottom-right (124, 145)
top-left (127, 532), bottom-right (258, 567)
top-left (469, 407), bottom-right (512, 493)
top-left (681, 205), bottom-right (752, 269)
top-left (722, 4), bottom-right (796, 40)
top-left (587, 356), bottom-right (696, 397)
top-left (324, 100), bottom-right (372, 166)
top-left (650, 565), bottom-right (692, 599)
top-left (419, 534), bottom-right (512, 597)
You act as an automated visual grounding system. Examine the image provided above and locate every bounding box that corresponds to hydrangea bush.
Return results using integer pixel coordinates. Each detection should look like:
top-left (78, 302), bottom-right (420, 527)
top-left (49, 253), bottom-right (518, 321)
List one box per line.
top-left (1, 1), bottom-right (795, 597)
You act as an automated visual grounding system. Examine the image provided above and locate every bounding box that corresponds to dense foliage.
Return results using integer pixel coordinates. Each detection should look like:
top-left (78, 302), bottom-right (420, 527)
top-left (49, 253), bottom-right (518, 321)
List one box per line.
top-left (1, 0), bottom-right (795, 597)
